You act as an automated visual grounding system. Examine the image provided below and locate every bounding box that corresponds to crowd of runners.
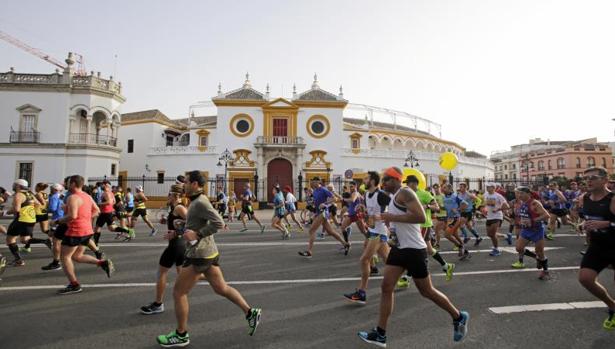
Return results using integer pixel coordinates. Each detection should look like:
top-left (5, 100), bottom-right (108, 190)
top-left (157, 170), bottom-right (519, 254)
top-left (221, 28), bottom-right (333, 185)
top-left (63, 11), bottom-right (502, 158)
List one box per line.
top-left (0, 166), bottom-right (614, 348)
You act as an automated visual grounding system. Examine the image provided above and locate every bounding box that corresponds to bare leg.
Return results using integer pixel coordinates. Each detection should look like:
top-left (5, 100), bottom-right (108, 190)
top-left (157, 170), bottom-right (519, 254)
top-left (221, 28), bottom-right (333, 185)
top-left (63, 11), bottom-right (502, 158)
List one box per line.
top-left (173, 266), bottom-right (202, 333)
top-left (377, 265), bottom-right (405, 330)
top-left (205, 265), bottom-right (251, 314)
top-left (156, 266), bottom-right (171, 303)
top-left (413, 276), bottom-right (461, 319)
top-left (579, 268), bottom-right (615, 310)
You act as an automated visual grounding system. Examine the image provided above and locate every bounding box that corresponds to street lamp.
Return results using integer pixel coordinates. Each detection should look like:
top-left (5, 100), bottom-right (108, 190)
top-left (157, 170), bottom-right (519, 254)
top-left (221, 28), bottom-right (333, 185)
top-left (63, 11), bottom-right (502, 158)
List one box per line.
top-left (404, 150), bottom-right (420, 168)
top-left (217, 148), bottom-right (233, 195)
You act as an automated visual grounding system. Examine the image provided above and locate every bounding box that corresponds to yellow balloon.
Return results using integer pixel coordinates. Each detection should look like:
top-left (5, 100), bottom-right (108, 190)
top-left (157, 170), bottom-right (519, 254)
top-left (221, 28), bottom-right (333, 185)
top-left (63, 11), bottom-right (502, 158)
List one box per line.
top-left (439, 152), bottom-right (458, 171)
top-left (402, 167), bottom-right (426, 190)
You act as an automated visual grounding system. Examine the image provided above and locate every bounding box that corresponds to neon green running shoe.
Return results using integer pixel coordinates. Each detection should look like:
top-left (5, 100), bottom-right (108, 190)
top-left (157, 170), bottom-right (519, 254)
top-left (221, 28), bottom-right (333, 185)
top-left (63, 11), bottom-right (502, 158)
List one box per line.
top-left (452, 245), bottom-right (459, 251)
top-left (545, 231), bottom-right (554, 240)
top-left (396, 276), bottom-right (410, 289)
top-left (157, 330), bottom-right (189, 348)
top-left (19, 247), bottom-right (31, 253)
top-left (445, 263), bottom-right (455, 281)
top-left (604, 311), bottom-right (615, 330)
top-left (511, 261), bottom-right (526, 269)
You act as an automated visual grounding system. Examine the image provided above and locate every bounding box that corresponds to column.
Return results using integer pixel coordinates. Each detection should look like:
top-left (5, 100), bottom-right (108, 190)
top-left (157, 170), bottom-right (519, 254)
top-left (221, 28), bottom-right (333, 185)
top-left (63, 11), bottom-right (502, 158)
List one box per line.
top-left (256, 147), bottom-right (265, 201)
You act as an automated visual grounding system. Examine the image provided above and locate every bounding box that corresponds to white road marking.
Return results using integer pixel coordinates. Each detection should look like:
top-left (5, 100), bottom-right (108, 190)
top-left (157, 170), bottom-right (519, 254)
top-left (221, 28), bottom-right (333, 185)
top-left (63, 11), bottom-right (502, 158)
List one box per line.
top-left (489, 301), bottom-right (605, 314)
top-left (0, 266), bottom-right (580, 291)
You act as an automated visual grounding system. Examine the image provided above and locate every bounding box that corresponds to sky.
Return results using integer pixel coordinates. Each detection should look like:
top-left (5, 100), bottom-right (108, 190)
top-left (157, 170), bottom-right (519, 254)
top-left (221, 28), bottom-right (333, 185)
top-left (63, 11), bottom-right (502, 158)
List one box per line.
top-left (1, 0), bottom-right (614, 156)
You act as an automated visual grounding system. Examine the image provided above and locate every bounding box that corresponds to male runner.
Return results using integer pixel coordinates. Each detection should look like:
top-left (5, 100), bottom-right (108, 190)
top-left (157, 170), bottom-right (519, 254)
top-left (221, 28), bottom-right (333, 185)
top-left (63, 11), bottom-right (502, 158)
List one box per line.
top-left (125, 187), bottom-right (135, 226)
top-left (41, 183), bottom-right (65, 271)
top-left (94, 183), bottom-right (134, 244)
top-left (511, 187), bottom-right (551, 280)
top-left (57, 175), bottom-right (114, 294)
top-left (344, 171), bottom-right (391, 304)
top-left (238, 183), bottom-right (265, 233)
top-left (442, 184), bottom-right (470, 260)
top-left (339, 181), bottom-right (366, 243)
top-left (5, 179), bottom-right (42, 266)
top-left (545, 181), bottom-right (568, 240)
top-left (457, 183), bottom-right (482, 246)
top-left (432, 183), bottom-right (447, 249)
top-left (131, 185), bottom-right (157, 236)
top-left (358, 167), bottom-right (469, 347)
top-left (484, 183), bottom-right (509, 256)
top-left (156, 171), bottom-right (261, 347)
top-left (282, 186), bottom-right (303, 232)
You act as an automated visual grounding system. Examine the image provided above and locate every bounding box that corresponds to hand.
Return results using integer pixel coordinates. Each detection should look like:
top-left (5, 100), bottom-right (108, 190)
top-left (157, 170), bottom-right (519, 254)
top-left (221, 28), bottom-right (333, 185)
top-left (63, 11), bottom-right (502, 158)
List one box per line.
top-left (373, 213), bottom-right (382, 222)
top-left (582, 220), bottom-right (609, 232)
top-left (380, 213), bottom-right (393, 223)
top-left (183, 229), bottom-right (198, 242)
top-left (164, 231), bottom-right (177, 240)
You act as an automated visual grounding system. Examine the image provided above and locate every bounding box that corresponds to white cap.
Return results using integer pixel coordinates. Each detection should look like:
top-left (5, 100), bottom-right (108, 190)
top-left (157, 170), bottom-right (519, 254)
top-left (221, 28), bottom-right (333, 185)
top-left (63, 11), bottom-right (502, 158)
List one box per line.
top-left (486, 182), bottom-right (496, 188)
top-left (14, 179), bottom-right (28, 188)
top-left (52, 183), bottom-right (64, 191)
top-left (135, 185), bottom-right (143, 192)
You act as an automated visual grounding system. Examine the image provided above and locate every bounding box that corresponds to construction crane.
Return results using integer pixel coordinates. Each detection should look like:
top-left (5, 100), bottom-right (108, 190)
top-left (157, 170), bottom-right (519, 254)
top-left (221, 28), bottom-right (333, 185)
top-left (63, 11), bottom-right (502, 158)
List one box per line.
top-left (0, 30), bottom-right (86, 75)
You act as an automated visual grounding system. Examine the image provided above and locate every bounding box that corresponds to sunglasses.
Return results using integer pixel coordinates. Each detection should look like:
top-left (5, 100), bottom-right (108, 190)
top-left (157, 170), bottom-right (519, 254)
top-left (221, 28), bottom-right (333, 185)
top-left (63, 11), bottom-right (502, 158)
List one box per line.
top-left (382, 176), bottom-right (394, 183)
top-left (583, 175), bottom-right (606, 181)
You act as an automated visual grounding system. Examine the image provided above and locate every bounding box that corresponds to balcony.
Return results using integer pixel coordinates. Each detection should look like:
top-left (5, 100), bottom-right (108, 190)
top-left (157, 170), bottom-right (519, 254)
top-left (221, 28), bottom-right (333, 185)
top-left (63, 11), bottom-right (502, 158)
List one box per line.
top-left (148, 145), bottom-right (217, 155)
top-left (9, 130), bottom-right (40, 143)
top-left (69, 133), bottom-right (117, 147)
top-left (255, 136), bottom-right (306, 148)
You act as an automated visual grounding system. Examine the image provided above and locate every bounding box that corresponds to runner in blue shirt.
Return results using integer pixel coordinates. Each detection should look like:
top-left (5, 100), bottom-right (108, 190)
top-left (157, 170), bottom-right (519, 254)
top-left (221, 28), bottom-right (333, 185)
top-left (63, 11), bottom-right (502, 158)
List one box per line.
top-left (457, 183), bottom-right (482, 246)
top-left (442, 184), bottom-right (470, 260)
top-left (238, 183), bottom-right (264, 233)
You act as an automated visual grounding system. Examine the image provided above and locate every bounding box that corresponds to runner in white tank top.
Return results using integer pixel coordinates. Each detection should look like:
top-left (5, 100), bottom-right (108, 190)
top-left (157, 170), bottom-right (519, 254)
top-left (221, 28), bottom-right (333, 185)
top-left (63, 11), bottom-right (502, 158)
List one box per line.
top-left (358, 167), bottom-right (469, 347)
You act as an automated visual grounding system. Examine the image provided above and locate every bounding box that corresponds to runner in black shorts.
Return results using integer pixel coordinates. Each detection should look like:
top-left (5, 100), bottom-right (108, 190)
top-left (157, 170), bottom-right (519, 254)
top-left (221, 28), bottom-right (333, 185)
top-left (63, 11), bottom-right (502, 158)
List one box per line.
top-left (141, 184), bottom-right (187, 315)
top-left (577, 167), bottom-right (615, 330)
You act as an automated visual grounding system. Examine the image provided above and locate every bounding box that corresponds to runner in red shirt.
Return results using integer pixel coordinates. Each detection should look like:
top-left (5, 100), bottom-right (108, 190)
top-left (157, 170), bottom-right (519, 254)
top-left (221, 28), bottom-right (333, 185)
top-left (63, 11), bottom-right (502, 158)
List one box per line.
top-left (57, 175), bottom-right (114, 295)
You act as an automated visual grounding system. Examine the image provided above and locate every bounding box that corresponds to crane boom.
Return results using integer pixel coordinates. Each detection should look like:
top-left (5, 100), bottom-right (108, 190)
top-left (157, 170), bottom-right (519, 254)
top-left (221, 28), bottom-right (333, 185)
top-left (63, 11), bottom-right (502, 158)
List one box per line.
top-left (0, 30), bottom-right (66, 69)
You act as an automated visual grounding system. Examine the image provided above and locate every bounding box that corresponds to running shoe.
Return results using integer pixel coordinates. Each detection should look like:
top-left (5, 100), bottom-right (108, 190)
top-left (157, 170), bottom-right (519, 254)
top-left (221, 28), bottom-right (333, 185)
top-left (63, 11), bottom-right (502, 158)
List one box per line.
top-left (396, 276), bottom-right (410, 289)
top-left (511, 261), bottom-right (525, 269)
top-left (58, 283), bottom-right (82, 295)
top-left (44, 238), bottom-right (52, 250)
top-left (358, 328), bottom-right (387, 348)
top-left (344, 243), bottom-right (351, 256)
top-left (0, 255), bottom-right (6, 276)
top-left (538, 270), bottom-right (550, 280)
top-left (545, 231), bottom-right (554, 240)
top-left (95, 250), bottom-right (106, 260)
top-left (463, 237), bottom-right (471, 244)
top-left (370, 266), bottom-right (379, 275)
top-left (19, 246), bottom-right (31, 253)
top-left (453, 311), bottom-right (470, 342)
top-left (298, 251), bottom-right (312, 258)
top-left (157, 330), bottom-right (190, 348)
top-left (41, 261), bottom-right (62, 271)
top-left (604, 310), bottom-right (615, 330)
top-left (239, 228), bottom-right (248, 232)
top-left (473, 237), bottom-right (483, 246)
top-left (344, 289), bottom-right (367, 305)
top-left (372, 255), bottom-right (380, 264)
top-left (316, 232), bottom-right (325, 240)
top-left (100, 259), bottom-right (115, 278)
top-left (459, 250), bottom-right (470, 261)
top-left (246, 308), bottom-right (262, 336)
top-left (283, 231), bottom-right (291, 240)
top-left (506, 232), bottom-right (513, 245)
top-left (141, 302), bottom-right (165, 315)
top-left (149, 229), bottom-right (157, 237)
top-left (489, 249), bottom-right (501, 257)
top-left (260, 226), bottom-right (265, 234)
top-left (453, 245), bottom-right (460, 251)
top-left (444, 263), bottom-right (455, 281)
top-left (10, 259), bottom-right (25, 267)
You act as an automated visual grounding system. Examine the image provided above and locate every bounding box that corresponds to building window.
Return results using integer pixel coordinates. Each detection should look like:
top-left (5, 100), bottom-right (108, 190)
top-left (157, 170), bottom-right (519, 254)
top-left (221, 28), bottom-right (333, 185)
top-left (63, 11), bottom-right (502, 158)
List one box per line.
top-left (18, 162), bottom-right (33, 186)
top-left (529, 161), bottom-right (534, 169)
top-left (512, 164), bottom-right (516, 170)
top-left (127, 139), bottom-right (134, 153)
top-left (538, 161), bottom-right (544, 171)
top-left (548, 160), bottom-right (552, 170)
top-left (111, 164), bottom-right (117, 176)
top-left (504, 174), bottom-right (508, 179)
top-left (229, 114), bottom-right (254, 137)
top-left (199, 135), bottom-right (208, 146)
top-left (157, 172), bottom-right (165, 184)
top-left (166, 135), bottom-right (174, 146)
top-left (504, 165), bottom-right (508, 170)
top-left (306, 115), bottom-right (331, 138)
top-left (587, 156), bottom-right (595, 168)
top-left (352, 138), bottom-right (359, 149)
top-left (557, 157), bottom-right (565, 169)
top-left (512, 173), bottom-right (517, 180)
top-left (576, 157), bottom-right (581, 168)
top-left (602, 157), bottom-right (607, 168)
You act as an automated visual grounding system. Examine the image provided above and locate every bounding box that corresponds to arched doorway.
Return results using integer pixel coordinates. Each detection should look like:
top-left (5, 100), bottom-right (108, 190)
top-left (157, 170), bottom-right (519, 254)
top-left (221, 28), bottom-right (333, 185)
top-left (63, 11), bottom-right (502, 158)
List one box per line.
top-left (267, 158), bottom-right (292, 202)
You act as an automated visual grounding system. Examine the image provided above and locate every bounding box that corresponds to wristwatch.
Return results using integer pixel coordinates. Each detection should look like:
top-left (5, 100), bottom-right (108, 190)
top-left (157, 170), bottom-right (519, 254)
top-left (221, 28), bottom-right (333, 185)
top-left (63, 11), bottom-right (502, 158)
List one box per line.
top-left (609, 222), bottom-right (615, 228)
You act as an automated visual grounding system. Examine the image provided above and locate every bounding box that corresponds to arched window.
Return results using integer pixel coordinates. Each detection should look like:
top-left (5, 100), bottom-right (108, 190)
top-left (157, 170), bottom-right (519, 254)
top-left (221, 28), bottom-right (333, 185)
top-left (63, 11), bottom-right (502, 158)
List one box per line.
top-left (547, 160), bottom-right (552, 170)
top-left (557, 157), bottom-right (565, 169)
top-left (602, 157), bottom-right (607, 168)
top-left (538, 160), bottom-right (544, 170)
top-left (576, 157), bottom-right (581, 169)
top-left (587, 156), bottom-right (595, 168)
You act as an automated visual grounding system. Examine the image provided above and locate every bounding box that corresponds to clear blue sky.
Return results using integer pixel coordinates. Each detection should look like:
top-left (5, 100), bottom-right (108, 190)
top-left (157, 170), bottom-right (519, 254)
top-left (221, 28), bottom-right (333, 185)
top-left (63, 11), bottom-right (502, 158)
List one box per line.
top-left (2, 0), bottom-right (614, 155)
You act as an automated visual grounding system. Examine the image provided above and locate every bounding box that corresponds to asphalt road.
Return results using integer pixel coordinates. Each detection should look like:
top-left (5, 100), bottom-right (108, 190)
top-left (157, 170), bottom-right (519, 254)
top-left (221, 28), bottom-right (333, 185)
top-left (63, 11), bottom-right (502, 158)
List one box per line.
top-left (1, 216), bottom-right (614, 349)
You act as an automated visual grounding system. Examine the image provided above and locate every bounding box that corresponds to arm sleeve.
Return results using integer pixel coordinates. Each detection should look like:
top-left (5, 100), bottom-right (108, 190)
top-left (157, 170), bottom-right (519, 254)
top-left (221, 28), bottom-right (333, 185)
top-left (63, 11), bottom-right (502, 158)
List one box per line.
top-left (196, 199), bottom-right (225, 238)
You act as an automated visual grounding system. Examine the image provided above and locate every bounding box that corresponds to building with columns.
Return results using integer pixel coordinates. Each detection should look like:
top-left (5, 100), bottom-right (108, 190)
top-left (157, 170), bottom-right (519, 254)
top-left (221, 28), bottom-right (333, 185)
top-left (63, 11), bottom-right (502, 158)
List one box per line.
top-left (0, 53), bottom-right (125, 187)
top-left (119, 74), bottom-right (493, 202)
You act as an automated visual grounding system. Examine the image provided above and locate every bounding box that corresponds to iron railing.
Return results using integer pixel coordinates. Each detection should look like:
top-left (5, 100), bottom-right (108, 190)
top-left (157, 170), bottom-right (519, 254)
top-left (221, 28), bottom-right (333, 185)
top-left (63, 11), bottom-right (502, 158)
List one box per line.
top-left (255, 136), bottom-right (305, 145)
top-left (9, 130), bottom-right (39, 143)
top-left (69, 133), bottom-right (117, 147)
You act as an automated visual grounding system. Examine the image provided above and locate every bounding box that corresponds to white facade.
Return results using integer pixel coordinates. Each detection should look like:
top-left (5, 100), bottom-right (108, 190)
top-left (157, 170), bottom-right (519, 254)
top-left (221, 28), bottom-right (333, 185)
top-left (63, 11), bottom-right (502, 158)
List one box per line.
top-left (119, 75), bottom-right (493, 199)
top-left (0, 53), bottom-right (125, 188)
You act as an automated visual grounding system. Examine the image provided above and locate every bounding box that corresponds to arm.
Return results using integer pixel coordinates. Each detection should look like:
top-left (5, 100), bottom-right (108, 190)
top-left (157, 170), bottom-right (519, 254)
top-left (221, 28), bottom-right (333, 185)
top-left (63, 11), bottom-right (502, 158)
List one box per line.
top-left (531, 201), bottom-right (550, 222)
top-left (583, 195), bottom-right (615, 231)
top-left (426, 198), bottom-right (439, 212)
top-left (556, 190), bottom-right (567, 202)
top-left (90, 196), bottom-right (100, 217)
top-left (141, 194), bottom-right (149, 202)
top-left (10, 193), bottom-right (24, 214)
top-left (59, 195), bottom-right (79, 224)
top-left (382, 188), bottom-right (426, 224)
top-left (195, 199), bottom-right (225, 238)
top-left (48, 195), bottom-right (60, 214)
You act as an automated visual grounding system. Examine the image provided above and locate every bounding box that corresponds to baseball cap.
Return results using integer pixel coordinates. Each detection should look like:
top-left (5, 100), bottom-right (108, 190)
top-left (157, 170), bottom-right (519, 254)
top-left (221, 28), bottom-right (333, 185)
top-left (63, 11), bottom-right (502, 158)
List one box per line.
top-left (486, 182), bottom-right (496, 188)
top-left (135, 185), bottom-right (143, 192)
top-left (51, 183), bottom-right (64, 191)
top-left (14, 179), bottom-right (28, 188)
top-left (403, 175), bottom-right (419, 184)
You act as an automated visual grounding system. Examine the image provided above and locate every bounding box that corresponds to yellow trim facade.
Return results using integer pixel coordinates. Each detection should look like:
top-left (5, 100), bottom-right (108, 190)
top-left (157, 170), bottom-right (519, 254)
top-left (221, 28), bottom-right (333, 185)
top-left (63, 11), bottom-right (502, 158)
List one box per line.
top-left (229, 114), bottom-right (255, 137)
top-left (306, 115), bottom-right (331, 139)
top-left (262, 98), bottom-right (298, 138)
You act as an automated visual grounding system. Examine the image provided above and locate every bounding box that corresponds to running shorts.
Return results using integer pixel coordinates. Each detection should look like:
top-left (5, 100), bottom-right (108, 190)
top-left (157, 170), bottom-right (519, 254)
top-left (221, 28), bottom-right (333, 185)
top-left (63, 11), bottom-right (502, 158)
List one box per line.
top-left (386, 247), bottom-right (429, 279)
top-left (159, 239), bottom-right (186, 268)
top-left (285, 203), bottom-right (296, 213)
top-left (36, 214), bottom-right (49, 223)
top-left (367, 231), bottom-right (388, 243)
top-left (460, 212), bottom-right (474, 221)
top-left (183, 255), bottom-right (220, 274)
top-left (348, 214), bottom-right (359, 223)
top-left (328, 205), bottom-right (338, 217)
top-left (520, 229), bottom-right (544, 242)
top-left (96, 213), bottom-right (115, 228)
top-left (62, 234), bottom-right (92, 247)
top-left (54, 223), bottom-right (68, 240)
top-left (580, 244), bottom-right (615, 273)
top-left (7, 220), bottom-right (34, 237)
top-left (550, 208), bottom-right (569, 218)
top-left (132, 208), bottom-right (147, 218)
top-left (486, 219), bottom-right (503, 227)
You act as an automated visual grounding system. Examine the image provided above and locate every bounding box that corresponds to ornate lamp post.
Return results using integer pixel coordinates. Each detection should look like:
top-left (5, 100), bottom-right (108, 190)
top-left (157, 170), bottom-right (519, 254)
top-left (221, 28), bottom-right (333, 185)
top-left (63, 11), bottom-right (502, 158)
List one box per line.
top-left (217, 148), bottom-right (232, 195)
top-left (404, 150), bottom-right (420, 168)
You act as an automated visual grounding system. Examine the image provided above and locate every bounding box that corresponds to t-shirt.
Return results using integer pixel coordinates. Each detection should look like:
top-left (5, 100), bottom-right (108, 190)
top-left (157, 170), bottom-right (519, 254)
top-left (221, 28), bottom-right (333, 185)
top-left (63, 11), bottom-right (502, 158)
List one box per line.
top-left (434, 194), bottom-right (447, 218)
top-left (484, 192), bottom-right (507, 220)
top-left (416, 189), bottom-right (435, 228)
top-left (443, 193), bottom-right (463, 218)
top-left (457, 192), bottom-right (474, 212)
top-left (312, 187), bottom-right (332, 213)
top-left (285, 192), bottom-right (297, 204)
top-left (48, 192), bottom-right (64, 220)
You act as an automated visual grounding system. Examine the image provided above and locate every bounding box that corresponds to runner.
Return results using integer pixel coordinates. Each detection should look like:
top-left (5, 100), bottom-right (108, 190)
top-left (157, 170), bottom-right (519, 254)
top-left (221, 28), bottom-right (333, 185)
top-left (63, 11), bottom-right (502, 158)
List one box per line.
top-left (112, 186), bottom-right (131, 238)
top-left (399, 175), bottom-right (455, 288)
top-left (358, 167), bottom-right (469, 347)
top-left (125, 187), bottom-right (135, 226)
top-left (565, 181), bottom-right (582, 233)
top-left (19, 183), bottom-right (52, 253)
top-left (131, 185), bottom-right (157, 236)
top-left (93, 183), bottom-right (135, 244)
top-left (577, 167), bottom-right (615, 330)
top-left (5, 179), bottom-right (43, 266)
top-left (510, 186), bottom-right (551, 280)
top-left (156, 171), bottom-right (261, 347)
top-left (282, 185), bottom-right (303, 232)
top-left (300, 187), bottom-right (315, 225)
top-left (483, 183), bottom-right (510, 256)
top-left (271, 186), bottom-right (290, 239)
top-left (442, 184), bottom-right (470, 260)
top-left (432, 183), bottom-right (447, 249)
top-left (298, 177), bottom-right (350, 258)
top-left (457, 183), bottom-right (482, 246)
top-left (41, 183), bottom-right (65, 271)
top-left (141, 184), bottom-right (187, 315)
top-left (503, 183), bottom-right (517, 245)
top-left (339, 181), bottom-right (367, 244)
top-left (326, 183), bottom-right (342, 227)
top-left (57, 175), bottom-right (114, 294)
top-left (238, 183), bottom-right (265, 233)
top-left (215, 187), bottom-right (228, 218)
top-left (344, 171), bottom-right (391, 304)
top-left (545, 181), bottom-right (569, 240)
top-left (227, 191), bottom-right (237, 222)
